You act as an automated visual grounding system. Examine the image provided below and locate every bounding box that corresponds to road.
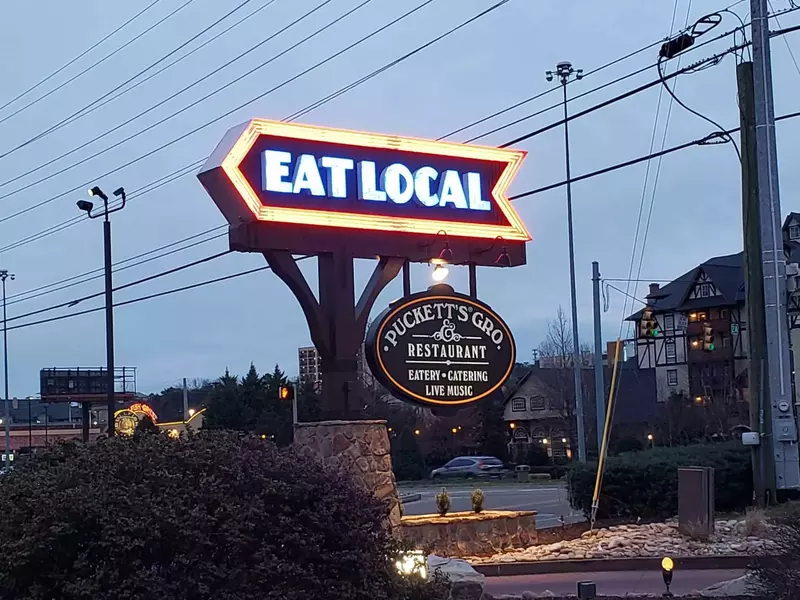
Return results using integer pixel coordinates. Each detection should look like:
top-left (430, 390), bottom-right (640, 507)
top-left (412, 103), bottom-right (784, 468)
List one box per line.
top-left (399, 482), bottom-right (582, 528)
top-left (483, 569), bottom-right (745, 596)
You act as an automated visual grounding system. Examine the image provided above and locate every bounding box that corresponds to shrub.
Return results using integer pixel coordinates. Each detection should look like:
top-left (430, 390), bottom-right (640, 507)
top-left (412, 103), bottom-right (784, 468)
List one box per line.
top-left (751, 502), bottom-right (800, 598)
top-left (0, 431), bottom-right (446, 600)
top-left (471, 489), bottom-right (485, 513)
top-left (436, 488), bottom-right (451, 516)
top-left (567, 442), bottom-right (753, 519)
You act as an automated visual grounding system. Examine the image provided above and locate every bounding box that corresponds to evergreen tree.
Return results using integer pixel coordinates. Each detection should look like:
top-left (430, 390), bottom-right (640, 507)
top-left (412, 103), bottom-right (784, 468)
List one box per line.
top-left (391, 427), bottom-right (426, 481)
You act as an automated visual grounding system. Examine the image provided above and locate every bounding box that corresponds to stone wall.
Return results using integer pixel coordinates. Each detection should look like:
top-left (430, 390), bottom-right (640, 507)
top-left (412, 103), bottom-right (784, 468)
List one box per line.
top-left (400, 511), bottom-right (537, 557)
top-left (293, 420), bottom-right (401, 527)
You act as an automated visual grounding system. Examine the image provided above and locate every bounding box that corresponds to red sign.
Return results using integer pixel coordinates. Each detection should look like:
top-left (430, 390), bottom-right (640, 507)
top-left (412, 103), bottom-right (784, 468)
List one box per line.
top-left (198, 120), bottom-right (529, 243)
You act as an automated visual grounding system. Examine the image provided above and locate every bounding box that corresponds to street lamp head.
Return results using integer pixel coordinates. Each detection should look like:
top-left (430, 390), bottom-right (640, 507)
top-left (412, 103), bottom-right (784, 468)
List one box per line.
top-left (556, 61), bottom-right (573, 75)
top-left (545, 70), bottom-right (554, 82)
top-left (575, 69), bottom-right (584, 80)
top-left (113, 187), bottom-right (125, 198)
top-left (88, 186), bottom-right (108, 201)
top-left (76, 199), bottom-right (94, 214)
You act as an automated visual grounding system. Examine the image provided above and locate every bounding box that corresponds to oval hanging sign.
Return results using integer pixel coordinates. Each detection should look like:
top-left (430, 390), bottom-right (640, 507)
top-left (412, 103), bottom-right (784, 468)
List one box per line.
top-left (365, 285), bottom-right (516, 407)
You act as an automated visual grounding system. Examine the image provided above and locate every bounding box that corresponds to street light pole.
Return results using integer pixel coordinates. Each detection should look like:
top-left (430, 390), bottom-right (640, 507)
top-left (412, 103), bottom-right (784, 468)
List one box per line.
top-left (77, 186), bottom-right (125, 438)
top-left (0, 270), bottom-right (14, 469)
top-left (547, 62), bottom-right (586, 462)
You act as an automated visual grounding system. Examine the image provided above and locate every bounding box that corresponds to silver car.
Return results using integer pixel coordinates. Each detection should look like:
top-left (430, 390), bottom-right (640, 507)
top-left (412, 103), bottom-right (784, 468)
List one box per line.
top-left (429, 456), bottom-right (506, 480)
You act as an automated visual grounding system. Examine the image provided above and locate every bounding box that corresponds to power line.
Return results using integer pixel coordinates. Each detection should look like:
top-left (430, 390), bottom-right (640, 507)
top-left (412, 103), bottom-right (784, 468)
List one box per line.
top-left (17, 109), bottom-right (800, 331)
top-left (0, 160), bottom-right (205, 255)
top-left (1, 0), bottom-right (270, 160)
top-left (0, 14), bottom-right (782, 257)
top-left (7, 230), bottom-right (227, 308)
top-left (473, 5), bottom-right (799, 145)
top-left (0, 0), bottom-right (338, 194)
top-left (0, 0), bottom-right (163, 115)
top-left (0, 0), bottom-right (197, 127)
top-left (4, 4), bottom-right (795, 302)
top-left (618, 0), bottom-right (683, 338)
top-left (509, 109), bottom-right (800, 201)
top-left (0, 0), bottom-right (436, 225)
top-left (8, 223), bottom-right (225, 303)
top-left (4, 257), bottom-right (312, 334)
top-left (5, 251), bottom-right (232, 326)
top-left (285, 0), bottom-right (513, 122)
top-left (0, 0), bottom-right (513, 303)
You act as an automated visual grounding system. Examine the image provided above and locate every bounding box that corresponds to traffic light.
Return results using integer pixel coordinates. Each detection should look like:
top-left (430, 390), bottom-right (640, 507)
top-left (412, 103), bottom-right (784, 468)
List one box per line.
top-left (703, 323), bottom-right (715, 351)
top-left (639, 307), bottom-right (660, 338)
top-left (278, 384), bottom-right (295, 401)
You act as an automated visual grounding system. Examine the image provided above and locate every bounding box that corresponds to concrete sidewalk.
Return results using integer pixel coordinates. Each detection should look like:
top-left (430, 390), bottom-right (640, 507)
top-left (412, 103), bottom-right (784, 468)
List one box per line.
top-left (483, 569), bottom-right (745, 597)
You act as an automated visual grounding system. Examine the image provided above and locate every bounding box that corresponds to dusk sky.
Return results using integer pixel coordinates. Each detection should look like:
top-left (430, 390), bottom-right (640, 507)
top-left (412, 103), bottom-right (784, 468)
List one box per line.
top-left (0, 0), bottom-right (798, 395)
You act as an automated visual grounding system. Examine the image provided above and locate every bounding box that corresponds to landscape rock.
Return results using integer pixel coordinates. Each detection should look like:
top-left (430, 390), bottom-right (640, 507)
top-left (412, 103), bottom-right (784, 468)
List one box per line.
top-left (427, 555), bottom-right (484, 600)
top-left (468, 517), bottom-right (777, 564)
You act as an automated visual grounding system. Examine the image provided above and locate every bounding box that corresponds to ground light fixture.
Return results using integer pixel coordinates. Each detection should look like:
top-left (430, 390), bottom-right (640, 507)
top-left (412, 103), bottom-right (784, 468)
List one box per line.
top-left (661, 556), bottom-right (674, 597)
top-left (395, 550), bottom-right (427, 579)
top-left (431, 263), bottom-right (449, 282)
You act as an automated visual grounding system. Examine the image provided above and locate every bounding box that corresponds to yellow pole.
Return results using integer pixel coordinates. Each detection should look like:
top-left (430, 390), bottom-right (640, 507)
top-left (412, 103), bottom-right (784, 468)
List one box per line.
top-left (591, 337), bottom-right (622, 527)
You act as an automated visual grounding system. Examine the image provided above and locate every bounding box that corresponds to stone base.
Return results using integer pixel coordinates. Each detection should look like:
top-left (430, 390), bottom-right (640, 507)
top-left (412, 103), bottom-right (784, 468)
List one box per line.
top-left (400, 511), bottom-right (537, 557)
top-left (293, 420), bottom-right (401, 527)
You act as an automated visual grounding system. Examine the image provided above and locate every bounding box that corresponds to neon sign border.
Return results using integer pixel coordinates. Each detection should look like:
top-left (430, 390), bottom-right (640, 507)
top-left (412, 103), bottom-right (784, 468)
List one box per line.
top-left (219, 119), bottom-right (531, 241)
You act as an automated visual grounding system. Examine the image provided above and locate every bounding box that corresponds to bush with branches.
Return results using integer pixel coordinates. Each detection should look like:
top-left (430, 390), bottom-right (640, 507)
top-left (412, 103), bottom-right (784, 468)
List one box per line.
top-left (751, 503), bottom-right (800, 599)
top-left (0, 431), bottom-right (446, 600)
top-left (568, 442), bottom-right (752, 519)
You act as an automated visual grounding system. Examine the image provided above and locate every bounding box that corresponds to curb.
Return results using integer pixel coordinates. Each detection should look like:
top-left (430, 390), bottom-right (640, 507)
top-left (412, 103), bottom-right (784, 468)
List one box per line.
top-left (472, 555), bottom-right (780, 577)
top-left (400, 493), bottom-right (422, 504)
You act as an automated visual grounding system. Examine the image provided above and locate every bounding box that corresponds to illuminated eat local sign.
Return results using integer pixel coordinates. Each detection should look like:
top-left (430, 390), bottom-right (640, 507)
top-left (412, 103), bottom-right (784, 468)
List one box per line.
top-left (365, 285), bottom-right (516, 408)
top-left (198, 120), bottom-right (530, 245)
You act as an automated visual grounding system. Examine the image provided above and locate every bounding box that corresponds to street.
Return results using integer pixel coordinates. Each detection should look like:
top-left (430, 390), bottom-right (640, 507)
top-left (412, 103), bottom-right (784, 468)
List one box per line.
top-left (483, 569), bottom-right (745, 597)
top-left (399, 482), bottom-right (583, 529)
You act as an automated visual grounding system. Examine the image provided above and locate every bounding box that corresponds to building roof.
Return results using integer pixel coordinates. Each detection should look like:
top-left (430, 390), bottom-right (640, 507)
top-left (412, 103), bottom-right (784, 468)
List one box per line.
top-left (627, 252), bottom-right (745, 320)
top-left (503, 360), bottom-right (659, 426)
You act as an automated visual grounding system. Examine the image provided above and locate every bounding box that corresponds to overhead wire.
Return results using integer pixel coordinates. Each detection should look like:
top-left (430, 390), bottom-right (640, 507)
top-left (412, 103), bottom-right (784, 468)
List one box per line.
top-left (4, 257), bottom-right (313, 334)
top-left (1, 0), bottom-right (271, 159)
top-left (6, 2), bottom-right (798, 316)
top-left (769, 0), bottom-right (800, 77)
top-left (618, 0), bottom-right (682, 340)
top-left (0, 0), bottom-right (339, 193)
top-left (0, 0), bottom-right (197, 127)
top-left (284, 0), bottom-right (513, 122)
top-left (509, 109), bottom-right (800, 202)
top-left (471, 3), bottom-right (799, 145)
top-left (0, 0), bottom-right (438, 225)
top-left (0, 0), bottom-right (163, 115)
top-left (0, 0), bottom-right (508, 260)
top-left (633, 0), bottom-right (698, 320)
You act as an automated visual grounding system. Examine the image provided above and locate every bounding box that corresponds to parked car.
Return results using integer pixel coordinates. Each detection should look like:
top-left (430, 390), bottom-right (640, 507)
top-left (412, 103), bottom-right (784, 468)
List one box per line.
top-left (429, 456), bottom-right (507, 480)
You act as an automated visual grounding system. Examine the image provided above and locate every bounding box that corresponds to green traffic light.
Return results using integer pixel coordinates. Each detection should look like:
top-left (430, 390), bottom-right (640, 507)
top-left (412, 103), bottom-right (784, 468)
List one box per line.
top-left (652, 329), bottom-right (660, 337)
top-left (708, 343), bottom-right (715, 351)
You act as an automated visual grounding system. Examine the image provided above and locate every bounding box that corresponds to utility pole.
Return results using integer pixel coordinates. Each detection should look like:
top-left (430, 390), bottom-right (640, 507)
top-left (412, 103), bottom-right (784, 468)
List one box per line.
top-left (182, 378), bottom-right (189, 421)
top-left (592, 262), bottom-right (606, 455)
top-left (547, 61), bottom-right (586, 462)
top-left (0, 271), bottom-right (13, 469)
top-left (739, 60), bottom-right (771, 505)
top-left (750, 0), bottom-right (800, 497)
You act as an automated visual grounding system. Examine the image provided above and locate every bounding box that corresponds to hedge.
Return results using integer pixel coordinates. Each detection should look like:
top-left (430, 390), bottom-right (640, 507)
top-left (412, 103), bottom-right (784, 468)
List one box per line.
top-left (568, 442), bottom-right (753, 519)
top-left (0, 431), bottom-right (446, 600)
